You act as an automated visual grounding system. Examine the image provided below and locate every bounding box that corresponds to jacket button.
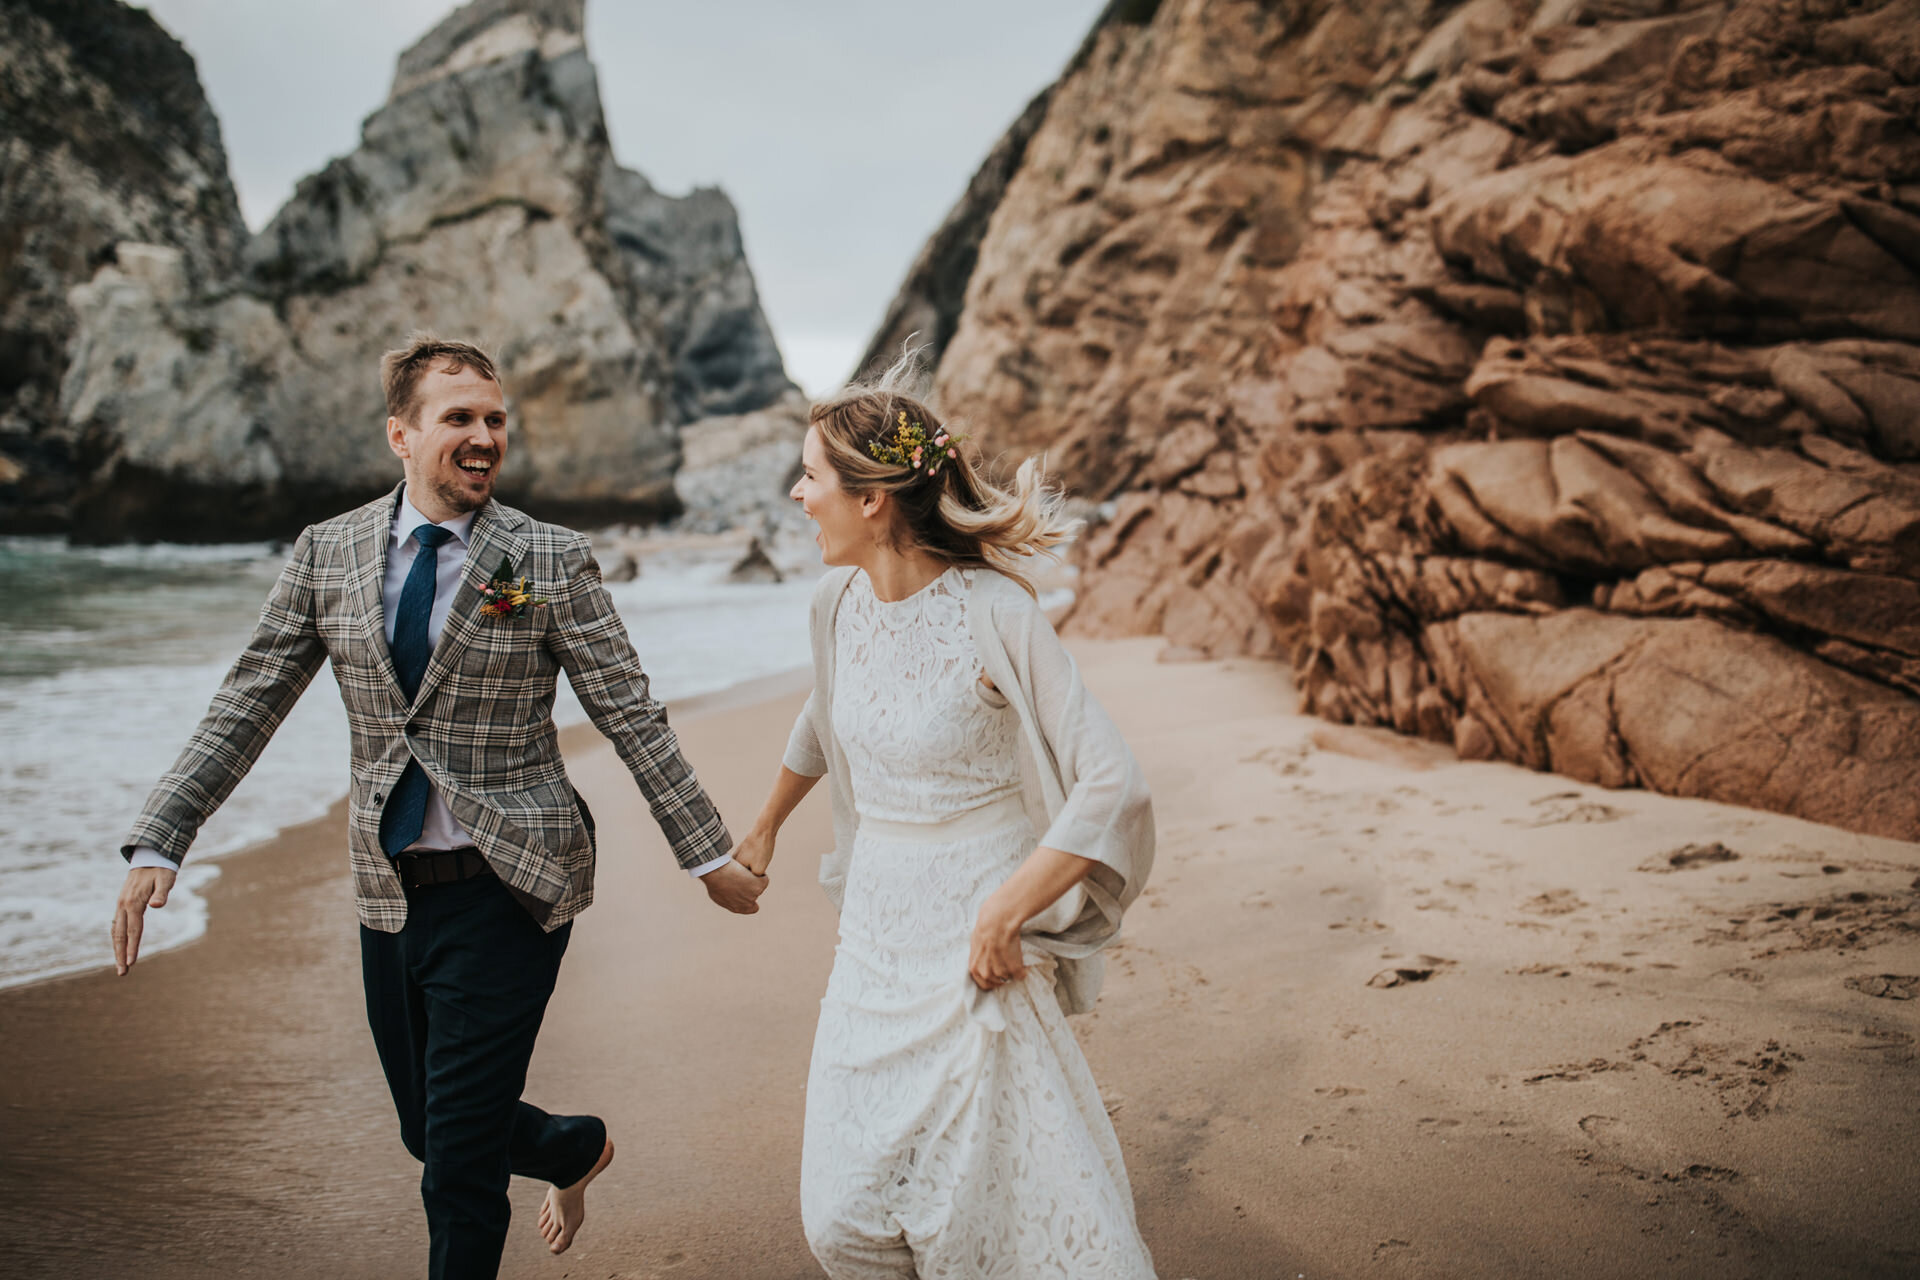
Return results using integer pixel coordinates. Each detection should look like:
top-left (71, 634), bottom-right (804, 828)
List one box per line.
top-left (373, 792), bottom-right (384, 804)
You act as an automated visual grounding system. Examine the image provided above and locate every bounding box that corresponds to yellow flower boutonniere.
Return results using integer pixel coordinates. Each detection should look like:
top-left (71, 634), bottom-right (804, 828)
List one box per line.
top-left (478, 555), bottom-right (548, 620)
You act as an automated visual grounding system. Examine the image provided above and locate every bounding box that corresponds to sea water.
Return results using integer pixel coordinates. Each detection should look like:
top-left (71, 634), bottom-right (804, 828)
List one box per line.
top-left (0, 534), bottom-right (824, 989)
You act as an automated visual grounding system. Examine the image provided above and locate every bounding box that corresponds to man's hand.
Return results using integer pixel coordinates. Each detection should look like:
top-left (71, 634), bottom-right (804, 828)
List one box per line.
top-left (112, 865), bottom-right (178, 975)
top-left (701, 857), bottom-right (768, 915)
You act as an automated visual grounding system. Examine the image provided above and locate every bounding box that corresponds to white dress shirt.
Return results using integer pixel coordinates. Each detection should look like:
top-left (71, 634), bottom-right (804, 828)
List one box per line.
top-left (135, 488), bottom-right (729, 877)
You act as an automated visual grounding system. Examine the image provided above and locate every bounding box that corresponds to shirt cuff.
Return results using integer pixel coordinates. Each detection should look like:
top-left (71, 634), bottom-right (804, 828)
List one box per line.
top-left (130, 847), bottom-right (178, 870)
top-left (687, 851), bottom-right (735, 878)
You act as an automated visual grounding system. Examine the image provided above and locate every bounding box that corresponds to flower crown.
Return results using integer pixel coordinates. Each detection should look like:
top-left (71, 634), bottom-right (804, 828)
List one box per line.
top-left (868, 409), bottom-right (965, 478)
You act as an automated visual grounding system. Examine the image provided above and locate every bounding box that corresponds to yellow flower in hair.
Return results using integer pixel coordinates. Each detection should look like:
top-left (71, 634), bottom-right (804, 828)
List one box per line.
top-left (868, 411), bottom-right (967, 478)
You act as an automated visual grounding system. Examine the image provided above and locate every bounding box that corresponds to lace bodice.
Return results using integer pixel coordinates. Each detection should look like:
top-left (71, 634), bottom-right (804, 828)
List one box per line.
top-left (830, 567), bottom-right (1021, 824)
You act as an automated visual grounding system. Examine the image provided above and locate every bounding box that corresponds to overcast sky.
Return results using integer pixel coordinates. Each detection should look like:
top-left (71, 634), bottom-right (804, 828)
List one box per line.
top-left (137, 0), bottom-right (1106, 393)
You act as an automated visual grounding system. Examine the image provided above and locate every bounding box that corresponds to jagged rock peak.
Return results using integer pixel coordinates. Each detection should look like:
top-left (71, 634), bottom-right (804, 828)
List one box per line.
top-left (390, 0), bottom-right (586, 102)
top-left (56, 0), bottom-right (793, 542)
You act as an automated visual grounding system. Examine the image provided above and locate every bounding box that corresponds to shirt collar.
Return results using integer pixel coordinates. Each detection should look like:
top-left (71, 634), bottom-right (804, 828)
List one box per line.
top-left (393, 486), bottom-right (478, 548)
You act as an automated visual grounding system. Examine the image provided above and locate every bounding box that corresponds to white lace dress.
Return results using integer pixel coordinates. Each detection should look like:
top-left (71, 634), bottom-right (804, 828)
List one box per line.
top-left (799, 567), bottom-right (1156, 1279)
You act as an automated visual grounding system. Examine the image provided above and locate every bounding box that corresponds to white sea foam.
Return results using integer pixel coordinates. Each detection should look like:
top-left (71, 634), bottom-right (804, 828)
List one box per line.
top-left (1, 536), bottom-right (822, 990)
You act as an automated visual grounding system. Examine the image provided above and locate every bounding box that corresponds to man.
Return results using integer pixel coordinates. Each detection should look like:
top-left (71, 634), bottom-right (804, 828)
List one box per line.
top-left (110, 335), bottom-right (768, 1278)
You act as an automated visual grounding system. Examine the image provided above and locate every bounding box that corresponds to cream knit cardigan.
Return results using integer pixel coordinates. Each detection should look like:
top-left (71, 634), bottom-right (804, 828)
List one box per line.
top-left (783, 565), bottom-right (1155, 1015)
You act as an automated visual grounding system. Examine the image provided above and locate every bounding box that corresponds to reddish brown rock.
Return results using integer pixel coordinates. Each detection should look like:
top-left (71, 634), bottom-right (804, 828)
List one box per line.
top-left (871, 0), bottom-right (1920, 837)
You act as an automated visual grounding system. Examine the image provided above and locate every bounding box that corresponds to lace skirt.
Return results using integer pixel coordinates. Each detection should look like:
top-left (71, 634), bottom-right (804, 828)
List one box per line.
top-left (799, 796), bottom-right (1156, 1279)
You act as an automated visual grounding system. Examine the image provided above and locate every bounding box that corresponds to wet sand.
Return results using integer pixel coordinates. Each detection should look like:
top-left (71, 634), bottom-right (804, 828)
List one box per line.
top-left (2, 642), bottom-right (1917, 1278)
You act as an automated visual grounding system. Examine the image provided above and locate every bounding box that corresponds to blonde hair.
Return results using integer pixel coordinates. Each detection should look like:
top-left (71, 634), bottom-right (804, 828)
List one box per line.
top-left (809, 350), bottom-right (1078, 596)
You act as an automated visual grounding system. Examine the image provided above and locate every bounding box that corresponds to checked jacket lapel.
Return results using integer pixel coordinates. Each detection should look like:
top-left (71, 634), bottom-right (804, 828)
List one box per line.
top-left (411, 499), bottom-right (531, 710)
top-left (348, 485), bottom-right (407, 706)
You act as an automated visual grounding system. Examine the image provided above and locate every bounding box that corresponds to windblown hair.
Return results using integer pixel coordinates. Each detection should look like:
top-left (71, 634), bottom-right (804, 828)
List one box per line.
top-left (809, 350), bottom-right (1078, 596)
top-left (381, 333), bottom-right (500, 424)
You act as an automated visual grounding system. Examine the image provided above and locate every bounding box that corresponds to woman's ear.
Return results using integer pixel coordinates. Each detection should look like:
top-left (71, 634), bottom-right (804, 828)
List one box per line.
top-left (860, 489), bottom-right (888, 520)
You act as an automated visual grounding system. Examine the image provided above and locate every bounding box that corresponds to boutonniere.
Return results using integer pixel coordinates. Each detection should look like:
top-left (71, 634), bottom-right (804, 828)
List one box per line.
top-left (478, 555), bottom-right (548, 620)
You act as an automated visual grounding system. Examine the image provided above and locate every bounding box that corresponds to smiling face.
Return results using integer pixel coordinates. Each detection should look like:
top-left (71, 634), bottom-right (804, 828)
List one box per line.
top-left (387, 362), bottom-right (508, 521)
top-left (790, 425), bottom-right (883, 566)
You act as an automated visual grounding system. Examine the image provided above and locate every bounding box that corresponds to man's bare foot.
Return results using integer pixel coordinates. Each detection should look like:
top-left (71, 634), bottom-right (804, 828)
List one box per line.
top-left (538, 1137), bottom-right (614, 1255)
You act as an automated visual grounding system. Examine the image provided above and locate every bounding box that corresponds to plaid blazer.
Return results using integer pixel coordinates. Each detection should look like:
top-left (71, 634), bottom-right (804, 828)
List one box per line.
top-left (123, 484), bottom-right (733, 932)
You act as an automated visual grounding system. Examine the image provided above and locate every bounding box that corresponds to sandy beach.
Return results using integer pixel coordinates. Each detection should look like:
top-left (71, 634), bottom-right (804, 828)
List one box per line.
top-left (3, 641), bottom-right (1916, 1278)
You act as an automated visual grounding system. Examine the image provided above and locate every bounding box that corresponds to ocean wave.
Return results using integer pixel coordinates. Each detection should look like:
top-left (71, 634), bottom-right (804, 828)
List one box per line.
top-left (1, 544), bottom-right (823, 990)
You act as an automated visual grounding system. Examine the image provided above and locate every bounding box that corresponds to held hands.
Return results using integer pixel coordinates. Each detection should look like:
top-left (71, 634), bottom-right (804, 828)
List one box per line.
top-left (701, 857), bottom-right (768, 914)
top-left (968, 891), bottom-right (1028, 992)
top-left (733, 827), bottom-right (774, 876)
top-left (111, 865), bottom-right (177, 975)
top-left (700, 825), bottom-right (775, 914)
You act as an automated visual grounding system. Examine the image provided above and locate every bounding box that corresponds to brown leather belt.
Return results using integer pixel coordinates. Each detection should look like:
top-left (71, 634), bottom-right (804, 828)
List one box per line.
top-left (394, 846), bottom-right (491, 888)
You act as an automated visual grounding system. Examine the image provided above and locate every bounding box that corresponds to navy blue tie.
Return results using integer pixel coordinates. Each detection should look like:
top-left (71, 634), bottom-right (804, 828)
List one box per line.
top-left (379, 524), bottom-right (455, 856)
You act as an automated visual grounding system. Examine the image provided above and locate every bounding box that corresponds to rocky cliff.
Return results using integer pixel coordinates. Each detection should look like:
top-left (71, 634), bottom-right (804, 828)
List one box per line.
top-left (0, 0), bottom-right (249, 532)
top-left (881, 0), bottom-right (1920, 839)
top-left (46, 0), bottom-right (792, 541)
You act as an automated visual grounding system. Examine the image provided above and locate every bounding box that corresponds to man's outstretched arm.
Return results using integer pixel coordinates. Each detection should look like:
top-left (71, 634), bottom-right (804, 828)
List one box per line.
top-left (113, 527), bottom-right (329, 972)
top-left (544, 535), bottom-right (761, 912)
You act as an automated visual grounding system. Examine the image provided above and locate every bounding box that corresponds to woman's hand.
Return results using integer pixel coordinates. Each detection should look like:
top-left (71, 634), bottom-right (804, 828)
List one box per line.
top-left (969, 892), bottom-right (1027, 991)
top-left (734, 826), bottom-right (775, 877)
top-left (966, 846), bottom-right (1097, 991)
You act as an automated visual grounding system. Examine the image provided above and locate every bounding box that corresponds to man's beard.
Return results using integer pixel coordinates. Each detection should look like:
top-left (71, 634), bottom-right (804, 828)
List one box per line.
top-left (431, 465), bottom-right (493, 514)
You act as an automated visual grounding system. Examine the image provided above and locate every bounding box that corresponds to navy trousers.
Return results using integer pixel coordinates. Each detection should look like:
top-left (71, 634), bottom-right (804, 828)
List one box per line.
top-left (360, 871), bottom-right (606, 1280)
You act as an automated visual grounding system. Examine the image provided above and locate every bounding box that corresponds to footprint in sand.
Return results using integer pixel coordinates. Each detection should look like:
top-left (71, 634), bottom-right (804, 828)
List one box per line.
top-left (1515, 962), bottom-right (1573, 977)
top-left (1624, 1020), bottom-right (1803, 1119)
top-left (1367, 956), bottom-right (1455, 988)
top-left (1844, 973), bottom-right (1919, 1001)
top-left (1522, 889), bottom-right (1588, 916)
top-left (1639, 842), bottom-right (1740, 873)
top-left (1514, 792), bottom-right (1628, 827)
top-left (1710, 891), bottom-right (1920, 955)
top-left (1524, 1058), bottom-right (1635, 1084)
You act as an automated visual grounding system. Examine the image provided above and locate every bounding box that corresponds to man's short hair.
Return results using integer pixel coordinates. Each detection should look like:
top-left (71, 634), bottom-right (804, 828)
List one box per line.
top-left (381, 334), bottom-right (501, 424)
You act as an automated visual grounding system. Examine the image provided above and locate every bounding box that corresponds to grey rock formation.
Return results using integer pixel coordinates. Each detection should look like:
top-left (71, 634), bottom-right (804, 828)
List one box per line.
top-left (670, 390), bottom-right (809, 536)
top-left (0, 0), bottom-right (248, 532)
top-left (55, 0), bottom-right (793, 541)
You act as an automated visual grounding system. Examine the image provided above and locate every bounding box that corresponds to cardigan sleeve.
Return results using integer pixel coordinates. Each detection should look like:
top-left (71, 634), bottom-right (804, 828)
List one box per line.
top-left (999, 590), bottom-right (1152, 896)
top-left (782, 567), bottom-right (850, 779)
top-left (783, 692), bottom-right (829, 777)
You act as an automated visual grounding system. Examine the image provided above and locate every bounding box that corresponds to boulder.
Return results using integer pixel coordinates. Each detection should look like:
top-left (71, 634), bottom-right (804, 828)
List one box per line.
top-left (53, 0), bottom-right (793, 541)
top-left (0, 0), bottom-right (247, 532)
top-left (726, 535), bottom-right (784, 585)
top-left (670, 391), bottom-right (809, 536)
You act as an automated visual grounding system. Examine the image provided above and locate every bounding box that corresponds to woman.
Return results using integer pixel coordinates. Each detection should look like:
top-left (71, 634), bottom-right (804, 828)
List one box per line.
top-left (733, 366), bottom-right (1158, 1278)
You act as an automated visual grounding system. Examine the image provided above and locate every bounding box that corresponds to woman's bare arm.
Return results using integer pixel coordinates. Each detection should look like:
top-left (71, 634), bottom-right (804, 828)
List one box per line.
top-left (734, 766), bottom-right (821, 875)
